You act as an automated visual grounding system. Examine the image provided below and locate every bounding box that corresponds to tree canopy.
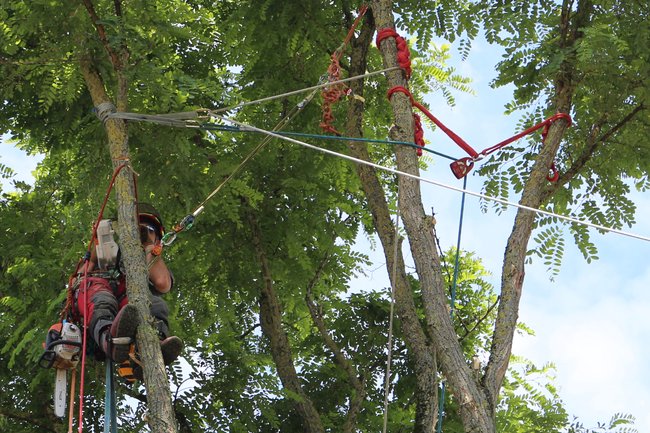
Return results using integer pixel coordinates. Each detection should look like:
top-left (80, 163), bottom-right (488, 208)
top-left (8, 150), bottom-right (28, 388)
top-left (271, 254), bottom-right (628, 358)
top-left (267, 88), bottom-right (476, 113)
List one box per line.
top-left (0, 0), bottom-right (647, 432)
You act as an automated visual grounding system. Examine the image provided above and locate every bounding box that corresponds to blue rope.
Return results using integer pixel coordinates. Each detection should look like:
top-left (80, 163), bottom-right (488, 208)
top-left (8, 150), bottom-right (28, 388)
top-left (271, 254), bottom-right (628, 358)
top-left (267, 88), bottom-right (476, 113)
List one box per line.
top-left (198, 124), bottom-right (459, 161)
top-left (436, 175), bottom-right (468, 433)
top-left (104, 360), bottom-right (117, 433)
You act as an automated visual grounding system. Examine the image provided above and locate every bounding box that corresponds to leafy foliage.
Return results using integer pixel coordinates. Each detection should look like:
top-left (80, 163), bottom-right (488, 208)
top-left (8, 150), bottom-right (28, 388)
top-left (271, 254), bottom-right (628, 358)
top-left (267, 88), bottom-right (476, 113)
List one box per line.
top-left (476, 0), bottom-right (649, 271)
top-left (0, 0), bottom-right (644, 432)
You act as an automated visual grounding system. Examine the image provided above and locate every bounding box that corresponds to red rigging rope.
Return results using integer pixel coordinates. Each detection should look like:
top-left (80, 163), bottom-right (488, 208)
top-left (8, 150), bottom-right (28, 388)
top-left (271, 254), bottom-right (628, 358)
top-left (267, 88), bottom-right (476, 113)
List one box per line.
top-left (387, 85), bottom-right (478, 158)
top-left (376, 28), bottom-right (572, 179)
top-left (59, 161), bottom-right (136, 433)
top-left (376, 28), bottom-right (412, 79)
top-left (320, 4), bottom-right (369, 136)
top-left (449, 113), bottom-right (572, 179)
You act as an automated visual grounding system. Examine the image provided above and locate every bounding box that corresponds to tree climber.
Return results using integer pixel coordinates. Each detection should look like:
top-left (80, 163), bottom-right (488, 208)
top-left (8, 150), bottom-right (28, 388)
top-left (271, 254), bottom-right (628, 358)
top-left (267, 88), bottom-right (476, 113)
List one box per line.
top-left (74, 202), bottom-right (183, 376)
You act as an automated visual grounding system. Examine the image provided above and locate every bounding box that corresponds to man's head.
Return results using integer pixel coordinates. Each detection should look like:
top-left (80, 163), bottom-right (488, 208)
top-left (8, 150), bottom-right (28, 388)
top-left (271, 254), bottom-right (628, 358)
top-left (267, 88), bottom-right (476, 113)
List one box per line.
top-left (137, 203), bottom-right (164, 243)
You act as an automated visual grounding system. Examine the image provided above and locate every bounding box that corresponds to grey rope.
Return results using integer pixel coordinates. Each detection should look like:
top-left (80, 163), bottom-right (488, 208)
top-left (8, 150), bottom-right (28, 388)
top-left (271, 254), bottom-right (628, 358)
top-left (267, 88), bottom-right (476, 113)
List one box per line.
top-left (94, 102), bottom-right (117, 123)
top-left (106, 111), bottom-right (203, 127)
top-left (382, 192), bottom-right (401, 433)
top-left (211, 114), bottom-right (650, 243)
top-left (208, 67), bottom-right (399, 114)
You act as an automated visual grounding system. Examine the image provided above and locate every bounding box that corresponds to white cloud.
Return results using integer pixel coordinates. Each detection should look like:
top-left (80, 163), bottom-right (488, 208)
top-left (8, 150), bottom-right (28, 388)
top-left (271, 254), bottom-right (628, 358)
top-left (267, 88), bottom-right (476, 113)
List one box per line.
top-left (516, 251), bottom-right (650, 431)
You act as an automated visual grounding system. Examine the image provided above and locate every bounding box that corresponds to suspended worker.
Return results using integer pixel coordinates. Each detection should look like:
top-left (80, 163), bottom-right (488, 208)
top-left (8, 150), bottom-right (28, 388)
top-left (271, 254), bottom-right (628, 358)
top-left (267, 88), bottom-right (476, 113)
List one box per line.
top-left (74, 202), bottom-right (183, 376)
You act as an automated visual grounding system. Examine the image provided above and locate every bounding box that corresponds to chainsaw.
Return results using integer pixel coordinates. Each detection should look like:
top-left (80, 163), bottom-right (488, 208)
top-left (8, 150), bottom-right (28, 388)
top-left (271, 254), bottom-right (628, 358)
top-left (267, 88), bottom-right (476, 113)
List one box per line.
top-left (39, 321), bottom-right (82, 417)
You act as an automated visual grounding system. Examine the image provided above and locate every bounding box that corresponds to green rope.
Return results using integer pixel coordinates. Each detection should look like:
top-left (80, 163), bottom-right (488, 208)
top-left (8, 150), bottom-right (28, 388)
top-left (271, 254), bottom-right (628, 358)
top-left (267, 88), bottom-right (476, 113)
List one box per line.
top-left (198, 124), bottom-right (459, 162)
top-left (436, 175), bottom-right (468, 433)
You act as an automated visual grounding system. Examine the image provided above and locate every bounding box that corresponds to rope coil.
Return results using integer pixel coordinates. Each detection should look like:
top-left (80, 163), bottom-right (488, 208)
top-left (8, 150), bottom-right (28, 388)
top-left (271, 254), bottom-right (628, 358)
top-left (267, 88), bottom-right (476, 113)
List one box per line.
top-left (320, 5), bottom-right (369, 135)
top-left (376, 28), bottom-right (412, 79)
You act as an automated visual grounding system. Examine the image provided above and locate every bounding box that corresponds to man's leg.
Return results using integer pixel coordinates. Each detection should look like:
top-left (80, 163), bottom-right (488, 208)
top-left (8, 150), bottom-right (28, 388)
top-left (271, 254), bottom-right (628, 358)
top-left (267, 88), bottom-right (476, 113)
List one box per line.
top-left (77, 277), bottom-right (139, 362)
top-left (149, 294), bottom-right (183, 365)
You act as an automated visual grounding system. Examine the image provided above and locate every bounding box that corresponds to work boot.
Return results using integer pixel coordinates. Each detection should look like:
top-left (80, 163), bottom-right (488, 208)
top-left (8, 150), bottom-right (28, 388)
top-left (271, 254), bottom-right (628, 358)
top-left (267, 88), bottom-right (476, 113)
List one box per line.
top-left (160, 336), bottom-right (184, 365)
top-left (100, 304), bottom-right (140, 363)
top-left (131, 337), bottom-right (184, 382)
top-left (117, 345), bottom-right (138, 384)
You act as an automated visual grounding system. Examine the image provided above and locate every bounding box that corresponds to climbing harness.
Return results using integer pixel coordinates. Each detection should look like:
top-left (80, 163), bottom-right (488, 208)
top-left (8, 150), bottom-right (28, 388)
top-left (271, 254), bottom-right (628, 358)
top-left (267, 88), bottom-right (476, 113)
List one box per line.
top-left (320, 4), bottom-right (368, 135)
top-left (47, 161), bottom-right (138, 433)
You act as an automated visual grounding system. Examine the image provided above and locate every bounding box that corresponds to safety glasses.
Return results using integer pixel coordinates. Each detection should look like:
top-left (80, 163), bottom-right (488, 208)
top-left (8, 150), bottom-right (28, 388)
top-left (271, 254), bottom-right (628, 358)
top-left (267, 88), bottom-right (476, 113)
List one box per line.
top-left (139, 223), bottom-right (157, 243)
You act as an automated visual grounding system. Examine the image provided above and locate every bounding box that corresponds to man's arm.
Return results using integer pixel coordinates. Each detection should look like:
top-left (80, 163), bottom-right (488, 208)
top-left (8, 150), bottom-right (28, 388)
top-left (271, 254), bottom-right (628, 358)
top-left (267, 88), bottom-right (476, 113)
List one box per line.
top-left (145, 245), bottom-right (172, 294)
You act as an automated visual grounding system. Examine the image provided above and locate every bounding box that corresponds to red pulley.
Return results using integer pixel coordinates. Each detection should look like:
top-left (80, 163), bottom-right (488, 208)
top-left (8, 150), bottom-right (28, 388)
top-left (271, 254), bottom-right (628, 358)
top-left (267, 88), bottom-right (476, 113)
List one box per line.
top-left (450, 157), bottom-right (475, 179)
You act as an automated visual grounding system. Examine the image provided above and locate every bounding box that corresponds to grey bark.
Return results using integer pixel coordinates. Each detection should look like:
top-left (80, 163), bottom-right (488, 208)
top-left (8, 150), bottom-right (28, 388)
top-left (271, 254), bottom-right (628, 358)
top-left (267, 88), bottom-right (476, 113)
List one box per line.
top-left (79, 1), bottom-right (179, 430)
top-left (344, 7), bottom-right (439, 432)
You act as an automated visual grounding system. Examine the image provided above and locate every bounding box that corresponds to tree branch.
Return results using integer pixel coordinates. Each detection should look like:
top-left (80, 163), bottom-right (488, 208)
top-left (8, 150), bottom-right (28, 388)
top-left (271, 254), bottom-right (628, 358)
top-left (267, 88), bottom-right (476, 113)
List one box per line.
top-left (304, 252), bottom-right (366, 433)
top-left (459, 298), bottom-right (500, 343)
top-left (80, 0), bottom-right (122, 70)
top-left (542, 103), bottom-right (645, 202)
top-left (0, 406), bottom-right (63, 433)
top-left (246, 203), bottom-right (325, 433)
top-left (345, 4), bottom-right (440, 431)
top-left (484, 0), bottom-right (593, 410)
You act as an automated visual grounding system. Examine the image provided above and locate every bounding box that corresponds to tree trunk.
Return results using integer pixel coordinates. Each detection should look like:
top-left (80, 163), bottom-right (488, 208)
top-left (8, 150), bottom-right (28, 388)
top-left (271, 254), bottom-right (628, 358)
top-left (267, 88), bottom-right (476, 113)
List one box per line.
top-left (343, 8), bottom-right (439, 432)
top-left (246, 207), bottom-right (325, 433)
top-left (371, 1), bottom-right (495, 432)
top-left (79, 56), bottom-right (178, 433)
top-left (483, 0), bottom-right (592, 406)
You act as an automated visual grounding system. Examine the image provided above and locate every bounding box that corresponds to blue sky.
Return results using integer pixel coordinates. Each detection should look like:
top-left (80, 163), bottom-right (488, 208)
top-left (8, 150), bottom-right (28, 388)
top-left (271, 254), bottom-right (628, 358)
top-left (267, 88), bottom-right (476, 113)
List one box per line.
top-left (2, 32), bottom-right (649, 432)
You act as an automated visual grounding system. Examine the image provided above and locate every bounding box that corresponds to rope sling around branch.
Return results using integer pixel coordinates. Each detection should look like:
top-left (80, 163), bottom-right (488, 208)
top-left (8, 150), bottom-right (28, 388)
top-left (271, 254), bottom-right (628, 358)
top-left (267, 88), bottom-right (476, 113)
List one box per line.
top-left (210, 113), bottom-right (650, 243)
top-left (105, 67), bottom-right (401, 127)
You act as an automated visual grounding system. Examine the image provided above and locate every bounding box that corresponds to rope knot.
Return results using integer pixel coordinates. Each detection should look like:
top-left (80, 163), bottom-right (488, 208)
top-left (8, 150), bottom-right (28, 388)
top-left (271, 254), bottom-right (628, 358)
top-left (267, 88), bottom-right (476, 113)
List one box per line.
top-left (376, 28), bottom-right (412, 79)
top-left (386, 86), bottom-right (425, 156)
top-left (319, 5), bottom-right (369, 136)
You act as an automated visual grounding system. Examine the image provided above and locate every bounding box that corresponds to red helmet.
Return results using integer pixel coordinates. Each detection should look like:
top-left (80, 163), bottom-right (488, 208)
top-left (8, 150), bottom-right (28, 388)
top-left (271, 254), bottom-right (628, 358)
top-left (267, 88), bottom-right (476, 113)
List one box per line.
top-left (137, 202), bottom-right (165, 238)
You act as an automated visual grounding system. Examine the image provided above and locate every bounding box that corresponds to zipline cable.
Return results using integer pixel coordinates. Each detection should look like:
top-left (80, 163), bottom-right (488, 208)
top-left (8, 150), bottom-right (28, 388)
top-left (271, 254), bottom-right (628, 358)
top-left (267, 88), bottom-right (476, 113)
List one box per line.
top-left (104, 66), bottom-right (399, 128)
top-left (208, 67), bottom-right (400, 115)
top-left (210, 114), bottom-right (650, 243)
top-left (199, 125), bottom-right (459, 161)
top-left (107, 67), bottom-right (402, 127)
